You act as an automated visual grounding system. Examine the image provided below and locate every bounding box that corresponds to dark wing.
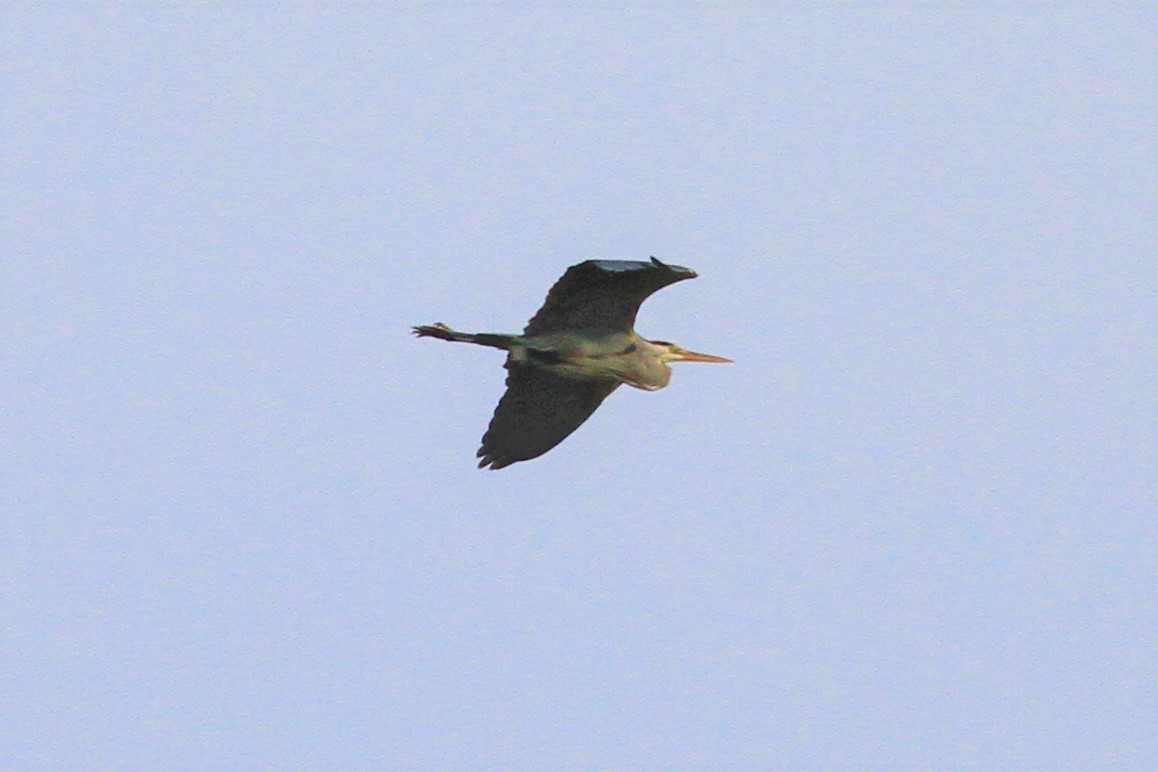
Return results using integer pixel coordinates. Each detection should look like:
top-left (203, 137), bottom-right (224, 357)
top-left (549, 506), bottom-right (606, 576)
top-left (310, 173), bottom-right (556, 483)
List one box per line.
top-left (477, 365), bottom-right (620, 469)
top-left (523, 257), bottom-right (697, 336)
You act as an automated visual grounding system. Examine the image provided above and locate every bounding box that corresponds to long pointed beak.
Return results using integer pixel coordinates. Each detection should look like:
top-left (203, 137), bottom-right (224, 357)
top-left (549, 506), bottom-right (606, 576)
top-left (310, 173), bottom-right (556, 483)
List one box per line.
top-left (674, 348), bottom-right (733, 364)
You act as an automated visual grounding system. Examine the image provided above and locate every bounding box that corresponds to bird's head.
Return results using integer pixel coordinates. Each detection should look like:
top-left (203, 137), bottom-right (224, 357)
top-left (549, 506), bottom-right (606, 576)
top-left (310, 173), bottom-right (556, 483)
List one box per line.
top-left (651, 340), bottom-right (733, 364)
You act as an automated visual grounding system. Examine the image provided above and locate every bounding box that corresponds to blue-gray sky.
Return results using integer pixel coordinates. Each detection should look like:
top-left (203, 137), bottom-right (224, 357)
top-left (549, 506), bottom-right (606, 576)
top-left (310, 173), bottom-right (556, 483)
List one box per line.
top-left (3, 5), bottom-right (1154, 769)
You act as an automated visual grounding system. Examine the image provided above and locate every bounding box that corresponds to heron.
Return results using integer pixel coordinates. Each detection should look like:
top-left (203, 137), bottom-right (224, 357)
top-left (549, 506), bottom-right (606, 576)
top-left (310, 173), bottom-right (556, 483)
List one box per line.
top-left (413, 257), bottom-right (731, 469)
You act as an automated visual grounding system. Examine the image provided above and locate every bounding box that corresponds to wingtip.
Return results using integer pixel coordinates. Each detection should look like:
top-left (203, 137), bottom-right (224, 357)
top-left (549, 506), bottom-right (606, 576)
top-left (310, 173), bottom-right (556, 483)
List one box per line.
top-left (476, 447), bottom-right (505, 470)
top-left (649, 256), bottom-right (697, 278)
top-left (476, 455), bottom-right (507, 471)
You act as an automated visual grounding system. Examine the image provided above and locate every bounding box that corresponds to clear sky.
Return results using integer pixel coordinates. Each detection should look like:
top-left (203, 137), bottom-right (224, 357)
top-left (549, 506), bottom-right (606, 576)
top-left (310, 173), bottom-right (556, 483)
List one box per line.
top-left (3, 5), bottom-right (1154, 769)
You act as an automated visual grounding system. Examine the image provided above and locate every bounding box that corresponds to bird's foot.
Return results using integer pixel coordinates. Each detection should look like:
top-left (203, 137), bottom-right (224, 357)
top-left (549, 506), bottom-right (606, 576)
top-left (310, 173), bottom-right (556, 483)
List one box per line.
top-left (412, 322), bottom-right (459, 341)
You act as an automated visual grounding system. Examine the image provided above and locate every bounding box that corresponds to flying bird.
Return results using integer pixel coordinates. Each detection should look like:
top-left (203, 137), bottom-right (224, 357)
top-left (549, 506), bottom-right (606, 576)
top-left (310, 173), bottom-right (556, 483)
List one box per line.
top-left (413, 257), bottom-right (731, 469)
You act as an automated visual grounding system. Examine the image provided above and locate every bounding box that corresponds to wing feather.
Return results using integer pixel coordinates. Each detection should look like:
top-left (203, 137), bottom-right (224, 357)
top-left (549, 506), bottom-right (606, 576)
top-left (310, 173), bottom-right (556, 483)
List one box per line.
top-left (522, 258), bottom-right (696, 336)
top-left (477, 365), bottom-right (620, 469)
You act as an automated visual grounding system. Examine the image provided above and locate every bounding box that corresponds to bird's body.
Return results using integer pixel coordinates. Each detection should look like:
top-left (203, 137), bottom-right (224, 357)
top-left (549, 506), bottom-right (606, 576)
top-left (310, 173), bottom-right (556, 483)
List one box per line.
top-left (413, 258), bottom-right (730, 469)
top-left (423, 326), bottom-right (675, 390)
top-left (516, 331), bottom-right (673, 391)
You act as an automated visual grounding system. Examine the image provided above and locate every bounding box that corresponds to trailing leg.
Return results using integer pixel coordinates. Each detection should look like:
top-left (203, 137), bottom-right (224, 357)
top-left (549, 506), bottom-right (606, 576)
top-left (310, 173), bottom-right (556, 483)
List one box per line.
top-left (411, 322), bottom-right (519, 351)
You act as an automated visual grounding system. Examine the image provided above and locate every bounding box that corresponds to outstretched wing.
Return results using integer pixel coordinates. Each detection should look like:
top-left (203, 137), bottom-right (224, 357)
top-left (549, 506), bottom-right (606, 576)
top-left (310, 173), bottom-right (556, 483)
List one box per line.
top-left (523, 257), bottom-right (697, 336)
top-left (477, 365), bottom-right (620, 470)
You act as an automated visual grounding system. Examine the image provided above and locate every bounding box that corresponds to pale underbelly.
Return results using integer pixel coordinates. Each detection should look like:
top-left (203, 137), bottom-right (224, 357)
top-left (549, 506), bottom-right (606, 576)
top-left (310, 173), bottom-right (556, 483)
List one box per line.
top-left (510, 349), bottom-right (664, 391)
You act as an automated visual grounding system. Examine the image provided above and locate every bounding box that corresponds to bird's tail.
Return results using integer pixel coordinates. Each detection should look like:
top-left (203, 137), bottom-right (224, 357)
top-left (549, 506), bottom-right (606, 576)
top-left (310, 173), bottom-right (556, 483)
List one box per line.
top-left (411, 323), bottom-right (517, 351)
